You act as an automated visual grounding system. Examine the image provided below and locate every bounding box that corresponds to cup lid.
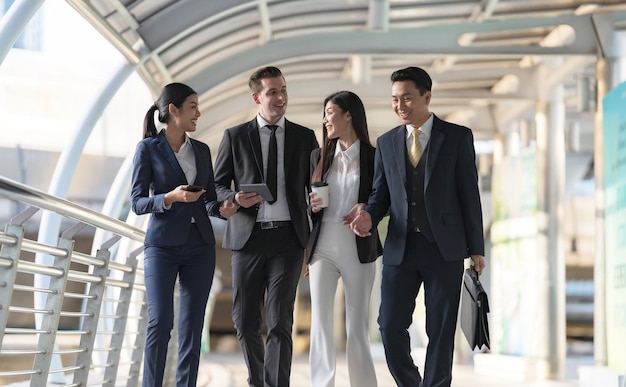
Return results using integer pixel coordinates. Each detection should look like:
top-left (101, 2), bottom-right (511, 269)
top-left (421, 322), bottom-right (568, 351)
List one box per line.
top-left (311, 181), bottom-right (328, 187)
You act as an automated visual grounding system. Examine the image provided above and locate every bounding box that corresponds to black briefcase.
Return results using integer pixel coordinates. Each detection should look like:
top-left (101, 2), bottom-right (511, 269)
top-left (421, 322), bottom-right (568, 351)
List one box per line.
top-left (460, 267), bottom-right (490, 350)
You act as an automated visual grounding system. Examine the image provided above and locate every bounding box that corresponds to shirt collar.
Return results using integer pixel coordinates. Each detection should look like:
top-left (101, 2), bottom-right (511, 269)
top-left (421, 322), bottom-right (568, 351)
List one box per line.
top-left (257, 115), bottom-right (286, 131)
top-left (334, 139), bottom-right (360, 161)
top-left (178, 134), bottom-right (193, 153)
top-left (406, 113), bottom-right (433, 139)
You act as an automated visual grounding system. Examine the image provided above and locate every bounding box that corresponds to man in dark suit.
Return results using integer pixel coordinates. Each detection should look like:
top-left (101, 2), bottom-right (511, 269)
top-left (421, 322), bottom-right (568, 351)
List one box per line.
top-left (350, 66), bottom-right (486, 387)
top-left (213, 66), bottom-right (318, 387)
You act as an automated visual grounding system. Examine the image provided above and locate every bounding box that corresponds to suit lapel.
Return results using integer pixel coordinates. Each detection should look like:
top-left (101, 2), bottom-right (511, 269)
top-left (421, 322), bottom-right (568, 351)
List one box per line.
top-left (391, 126), bottom-right (407, 187)
top-left (191, 140), bottom-right (207, 185)
top-left (246, 120), bottom-right (264, 180)
top-left (358, 142), bottom-right (372, 202)
top-left (425, 115), bottom-right (445, 190)
top-left (283, 119), bottom-right (295, 179)
top-left (156, 131), bottom-right (187, 182)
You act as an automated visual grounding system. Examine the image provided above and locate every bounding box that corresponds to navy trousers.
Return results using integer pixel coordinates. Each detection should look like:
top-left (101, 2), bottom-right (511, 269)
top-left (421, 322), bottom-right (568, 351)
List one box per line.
top-left (143, 224), bottom-right (216, 387)
top-left (378, 231), bottom-right (464, 387)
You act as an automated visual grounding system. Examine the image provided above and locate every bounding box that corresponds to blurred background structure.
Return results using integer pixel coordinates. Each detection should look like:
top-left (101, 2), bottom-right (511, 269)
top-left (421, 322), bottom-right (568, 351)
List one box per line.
top-left (1, 0), bottom-right (625, 386)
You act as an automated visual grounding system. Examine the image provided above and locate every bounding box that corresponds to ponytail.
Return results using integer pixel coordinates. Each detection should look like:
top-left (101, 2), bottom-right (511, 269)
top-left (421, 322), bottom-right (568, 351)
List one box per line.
top-left (143, 83), bottom-right (197, 139)
top-left (142, 104), bottom-right (159, 139)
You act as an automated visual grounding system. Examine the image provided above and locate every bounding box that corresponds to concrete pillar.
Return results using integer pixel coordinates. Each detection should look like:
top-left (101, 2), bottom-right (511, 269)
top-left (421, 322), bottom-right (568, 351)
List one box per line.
top-left (534, 80), bottom-right (566, 379)
top-left (546, 84), bottom-right (567, 379)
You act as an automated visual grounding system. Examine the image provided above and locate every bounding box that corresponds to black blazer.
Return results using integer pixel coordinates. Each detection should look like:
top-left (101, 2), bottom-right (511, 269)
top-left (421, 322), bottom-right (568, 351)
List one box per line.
top-left (305, 142), bottom-right (382, 264)
top-left (366, 114), bottom-right (484, 264)
top-left (214, 118), bottom-right (319, 250)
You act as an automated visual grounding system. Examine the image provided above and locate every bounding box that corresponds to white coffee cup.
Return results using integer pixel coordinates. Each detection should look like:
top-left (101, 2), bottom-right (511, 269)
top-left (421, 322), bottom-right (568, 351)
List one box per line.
top-left (310, 181), bottom-right (329, 208)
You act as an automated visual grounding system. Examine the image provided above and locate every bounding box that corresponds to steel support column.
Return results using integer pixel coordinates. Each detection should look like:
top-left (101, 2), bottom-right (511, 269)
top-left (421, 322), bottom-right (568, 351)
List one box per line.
top-left (34, 60), bottom-right (138, 380)
top-left (0, 0), bottom-right (44, 64)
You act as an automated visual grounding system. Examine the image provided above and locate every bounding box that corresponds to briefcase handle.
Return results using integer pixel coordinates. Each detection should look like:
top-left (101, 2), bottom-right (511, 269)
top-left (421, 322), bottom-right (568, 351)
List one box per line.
top-left (469, 265), bottom-right (481, 285)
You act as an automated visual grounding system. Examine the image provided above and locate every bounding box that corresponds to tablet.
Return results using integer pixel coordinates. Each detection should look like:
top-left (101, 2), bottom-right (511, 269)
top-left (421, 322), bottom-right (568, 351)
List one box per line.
top-left (240, 183), bottom-right (274, 202)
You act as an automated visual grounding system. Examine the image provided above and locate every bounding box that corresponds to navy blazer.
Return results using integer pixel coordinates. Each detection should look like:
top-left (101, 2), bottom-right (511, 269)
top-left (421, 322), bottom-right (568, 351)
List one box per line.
top-left (365, 114), bottom-right (484, 264)
top-left (131, 130), bottom-right (222, 246)
top-left (214, 118), bottom-right (319, 250)
top-left (305, 143), bottom-right (382, 264)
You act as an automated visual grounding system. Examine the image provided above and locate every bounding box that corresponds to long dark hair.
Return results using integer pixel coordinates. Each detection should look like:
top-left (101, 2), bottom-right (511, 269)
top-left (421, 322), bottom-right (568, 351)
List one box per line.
top-left (312, 91), bottom-right (372, 182)
top-left (143, 82), bottom-right (197, 139)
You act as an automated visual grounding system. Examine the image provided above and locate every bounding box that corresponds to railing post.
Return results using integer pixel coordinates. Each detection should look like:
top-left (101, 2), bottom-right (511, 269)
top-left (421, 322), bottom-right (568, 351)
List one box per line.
top-left (103, 245), bottom-right (141, 387)
top-left (0, 224), bottom-right (23, 348)
top-left (1, 207), bottom-right (40, 348)
top-left (30, 222), bottom-right (83, 386)
top-left (128, 277), bottom-right (148, 386)
top-left (72, 235), bottom-right (120, 385)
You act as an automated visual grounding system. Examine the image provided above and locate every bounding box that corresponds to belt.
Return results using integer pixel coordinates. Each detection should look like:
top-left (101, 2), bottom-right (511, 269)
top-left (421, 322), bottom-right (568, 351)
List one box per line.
top-left (258, 221), bottom-right (291, 230)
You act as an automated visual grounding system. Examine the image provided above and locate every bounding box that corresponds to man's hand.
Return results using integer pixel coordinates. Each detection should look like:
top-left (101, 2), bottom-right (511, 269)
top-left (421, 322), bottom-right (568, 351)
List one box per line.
top-left (235, 191), bottom-right (264, 208)
top-left (470, 255), bottom-right (486, 274)
top-left (349, 208), bottom-right (372, 237)
top-left (219, 200), bottom-right (237, 219)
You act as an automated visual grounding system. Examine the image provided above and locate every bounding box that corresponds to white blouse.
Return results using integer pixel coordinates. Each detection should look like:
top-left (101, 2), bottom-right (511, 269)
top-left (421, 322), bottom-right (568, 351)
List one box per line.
top-left (322, 139), bottom-right (360, 224)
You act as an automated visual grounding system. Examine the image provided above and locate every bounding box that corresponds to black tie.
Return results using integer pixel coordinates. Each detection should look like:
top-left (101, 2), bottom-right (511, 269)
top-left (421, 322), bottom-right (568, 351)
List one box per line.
top-left (266, 125), bottom-right (278, 204)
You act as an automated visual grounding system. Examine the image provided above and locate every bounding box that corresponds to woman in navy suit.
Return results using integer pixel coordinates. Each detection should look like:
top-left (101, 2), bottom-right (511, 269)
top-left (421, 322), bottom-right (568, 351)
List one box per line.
top-left (131, 83), bottom-right (236, 387)
top-left (306, 91), bottom-right (382, 387)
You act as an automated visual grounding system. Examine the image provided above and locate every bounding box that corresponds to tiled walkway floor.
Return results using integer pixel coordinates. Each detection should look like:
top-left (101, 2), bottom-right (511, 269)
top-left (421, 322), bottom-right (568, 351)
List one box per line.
top-left (198, 347), bottom-right (588, 387)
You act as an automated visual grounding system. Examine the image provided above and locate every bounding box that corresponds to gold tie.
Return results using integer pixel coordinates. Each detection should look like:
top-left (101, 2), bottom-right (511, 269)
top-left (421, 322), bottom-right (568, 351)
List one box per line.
top-left (409, 129), bottom-right (422, 167)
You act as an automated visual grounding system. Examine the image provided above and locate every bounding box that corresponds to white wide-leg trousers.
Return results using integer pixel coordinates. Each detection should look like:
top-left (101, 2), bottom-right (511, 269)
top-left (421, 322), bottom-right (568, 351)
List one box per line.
top-left (308, 222), bottom-right (377, 387)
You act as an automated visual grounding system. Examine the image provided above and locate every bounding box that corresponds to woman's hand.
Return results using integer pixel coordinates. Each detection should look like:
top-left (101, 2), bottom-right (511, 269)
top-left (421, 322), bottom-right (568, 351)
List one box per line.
top-left (220, 200), bottom-right (237, 219)
top-left (343, 203), bottom-right (364, 224)
top-left (164, 185), bottom-right (205, 206)
top-left (309, 191), bottom-right (324, 213)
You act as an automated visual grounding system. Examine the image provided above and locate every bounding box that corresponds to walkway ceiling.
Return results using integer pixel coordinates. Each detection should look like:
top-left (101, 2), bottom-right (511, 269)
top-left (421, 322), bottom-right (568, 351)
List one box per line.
top-left (68, 0), bottom-right (626, 150)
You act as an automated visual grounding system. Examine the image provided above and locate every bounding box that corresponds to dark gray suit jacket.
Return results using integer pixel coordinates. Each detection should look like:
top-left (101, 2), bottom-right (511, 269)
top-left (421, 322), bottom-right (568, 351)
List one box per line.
top-left (365, 114), bottom-right (484, 264)
top-left (213, 118), bottom-right (319, 250)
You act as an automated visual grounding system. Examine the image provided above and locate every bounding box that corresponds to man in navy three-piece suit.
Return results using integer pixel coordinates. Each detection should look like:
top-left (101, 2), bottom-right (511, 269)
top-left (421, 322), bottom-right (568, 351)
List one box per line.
top-left (351, 66), bottom-right (486, 387)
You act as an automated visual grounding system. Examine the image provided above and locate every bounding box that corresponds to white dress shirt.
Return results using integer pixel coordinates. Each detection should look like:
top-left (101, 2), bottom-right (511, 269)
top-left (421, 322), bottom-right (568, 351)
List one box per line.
top-left (406, 113), bottom-right (433, 156)
top-left (165, 135), bottom-right (197, 216)
top-left (174, 135), bottom-right (197, 185)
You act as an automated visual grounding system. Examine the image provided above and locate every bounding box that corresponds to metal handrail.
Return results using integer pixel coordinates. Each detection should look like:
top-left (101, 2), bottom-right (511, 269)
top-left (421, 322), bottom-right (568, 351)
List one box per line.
top-left (0, 175), bottom-right (148, 386)
top-left (0, 176), bottom-right (144, 242)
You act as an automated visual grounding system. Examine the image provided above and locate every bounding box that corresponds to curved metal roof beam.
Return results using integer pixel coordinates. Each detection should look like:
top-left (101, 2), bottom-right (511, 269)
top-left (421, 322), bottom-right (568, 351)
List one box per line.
top-left (186, 13), bottom-right (618, 95)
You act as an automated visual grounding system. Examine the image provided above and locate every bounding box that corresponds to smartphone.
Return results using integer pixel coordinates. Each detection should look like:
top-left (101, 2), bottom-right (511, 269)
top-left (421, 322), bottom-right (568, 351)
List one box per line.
top-left (184, 185), bottom-right (204, 192)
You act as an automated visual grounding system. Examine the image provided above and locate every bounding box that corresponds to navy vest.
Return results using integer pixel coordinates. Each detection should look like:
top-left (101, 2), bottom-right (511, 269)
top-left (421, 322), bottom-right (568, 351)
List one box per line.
top-left (405, 145), bottom-right (434, 243)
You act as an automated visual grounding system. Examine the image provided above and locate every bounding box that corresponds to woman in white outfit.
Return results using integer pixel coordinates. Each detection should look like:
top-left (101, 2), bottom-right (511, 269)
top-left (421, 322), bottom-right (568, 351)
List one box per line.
top-left (306, 91), bottom-right (382, 387)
